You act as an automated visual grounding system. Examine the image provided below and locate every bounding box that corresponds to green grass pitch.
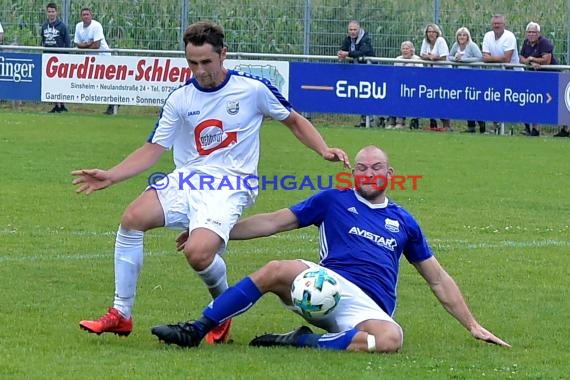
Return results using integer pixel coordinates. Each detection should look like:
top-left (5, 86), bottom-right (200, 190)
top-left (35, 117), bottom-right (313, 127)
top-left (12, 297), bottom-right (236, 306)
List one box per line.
top-left (0, 111), bottom-right (569, 379)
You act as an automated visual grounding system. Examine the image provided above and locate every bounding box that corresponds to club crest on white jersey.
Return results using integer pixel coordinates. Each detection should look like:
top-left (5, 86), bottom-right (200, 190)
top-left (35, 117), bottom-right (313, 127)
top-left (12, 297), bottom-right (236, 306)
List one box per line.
top-left (226, 100), bottom-right (240, 115)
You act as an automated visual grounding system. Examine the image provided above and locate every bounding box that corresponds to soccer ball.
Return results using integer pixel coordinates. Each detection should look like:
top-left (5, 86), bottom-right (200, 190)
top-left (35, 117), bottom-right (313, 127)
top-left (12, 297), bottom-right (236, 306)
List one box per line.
top-left (291, 267), bottom-right (341, 319)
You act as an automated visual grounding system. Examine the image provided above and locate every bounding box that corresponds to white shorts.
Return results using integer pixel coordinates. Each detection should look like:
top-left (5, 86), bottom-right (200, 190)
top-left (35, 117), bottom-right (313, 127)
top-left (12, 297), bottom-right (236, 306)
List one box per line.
top-left (152, 171), bottom-right (256, 254)
top-left (288, 260), bottom-right (402, 335)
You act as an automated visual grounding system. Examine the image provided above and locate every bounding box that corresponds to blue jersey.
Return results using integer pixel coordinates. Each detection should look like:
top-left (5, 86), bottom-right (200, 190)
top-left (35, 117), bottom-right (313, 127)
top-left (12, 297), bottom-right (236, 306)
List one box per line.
top-left (290, 189), bottom-right (433, 316)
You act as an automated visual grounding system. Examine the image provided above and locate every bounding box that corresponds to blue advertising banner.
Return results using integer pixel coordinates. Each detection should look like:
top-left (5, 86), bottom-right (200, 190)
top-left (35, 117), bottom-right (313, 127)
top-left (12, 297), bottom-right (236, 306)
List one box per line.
top-left (0, 52), bottom-right (42, 101)
top-left (290, 62), bottom-right (570, 125)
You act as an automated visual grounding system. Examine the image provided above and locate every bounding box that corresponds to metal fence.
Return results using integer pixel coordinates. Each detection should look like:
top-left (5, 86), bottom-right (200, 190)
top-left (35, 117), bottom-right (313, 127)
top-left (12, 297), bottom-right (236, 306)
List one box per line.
top-left (2, 0), bottom-right (570, 63)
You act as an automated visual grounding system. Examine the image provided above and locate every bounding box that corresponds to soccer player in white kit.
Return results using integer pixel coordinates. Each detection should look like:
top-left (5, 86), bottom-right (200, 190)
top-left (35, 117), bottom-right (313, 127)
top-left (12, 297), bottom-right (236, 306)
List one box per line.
top-left (72, 21), bottom-right (350, 343)
top-left (151, 146), bottom-right (510, 352)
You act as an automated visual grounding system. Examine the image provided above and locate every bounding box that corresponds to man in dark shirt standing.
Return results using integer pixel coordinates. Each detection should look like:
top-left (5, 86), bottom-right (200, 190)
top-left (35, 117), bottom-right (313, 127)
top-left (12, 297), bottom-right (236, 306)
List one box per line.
top-left (41, 2), bottom-right (71, 113)
top-left (519, 21), bottom-right (557, 136)
top-left (337, 20), bottom-right (377, 128)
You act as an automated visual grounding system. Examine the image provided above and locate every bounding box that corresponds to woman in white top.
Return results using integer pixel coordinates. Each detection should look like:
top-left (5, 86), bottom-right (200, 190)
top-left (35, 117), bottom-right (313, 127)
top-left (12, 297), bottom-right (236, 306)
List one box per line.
top-left (420, 23), bottom-right (450, 66)
top-left (420, 24), bottom-right (451, 130)
top-left (448, 27), bottom-right (486, 133)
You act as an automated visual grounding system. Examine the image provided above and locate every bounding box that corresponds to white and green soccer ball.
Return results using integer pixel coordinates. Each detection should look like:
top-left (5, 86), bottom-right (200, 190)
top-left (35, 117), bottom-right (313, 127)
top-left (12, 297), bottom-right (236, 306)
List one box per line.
top-left (291, 268), bottom-right (341, 319)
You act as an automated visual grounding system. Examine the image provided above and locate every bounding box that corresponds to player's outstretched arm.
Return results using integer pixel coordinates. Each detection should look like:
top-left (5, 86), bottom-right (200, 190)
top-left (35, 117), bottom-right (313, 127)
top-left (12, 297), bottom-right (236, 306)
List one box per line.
top-left (71, 168), bottom-right (113, 195)
top-left (280, 111), bottom-right (351, 169)
top-left (469, 324), bottom-right (511, 347)
top-left (413, 257), bottom-right (511, 348)
top-left (71, 142), bottom-right (166, 195)
top-left (229, 208), bottom-right (300, 240)
top-left (175, 208), bottom-right (299, 251)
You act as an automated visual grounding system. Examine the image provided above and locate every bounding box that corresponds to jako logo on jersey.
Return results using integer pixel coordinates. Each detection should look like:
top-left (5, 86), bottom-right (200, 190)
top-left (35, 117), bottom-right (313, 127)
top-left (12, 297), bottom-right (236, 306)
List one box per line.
top-left (384, 218), bottom-right (400, 233)
top-left (348, 227), bottom-right (397, 251)
top-left (226, 100), bottom-right (240, 115)
top-left (347, 207), bottom-right (358, 214)
top-left (195, 119), bottom-right (237, 155)
top-left (187, 110), bottom-right (200, 116)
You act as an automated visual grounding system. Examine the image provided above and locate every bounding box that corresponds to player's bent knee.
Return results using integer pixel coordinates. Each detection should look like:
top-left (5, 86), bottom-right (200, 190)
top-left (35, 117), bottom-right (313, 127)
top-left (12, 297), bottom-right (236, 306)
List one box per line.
top-left (121, 189), bottom-right (164, 231)
top-left (182, 244), bottom-right (213, 269)
top-left (357, 319), bottom-right (403, 353)
top-left (121, 208), bottom-right (143, 230)
top-left (121, 201), bottom-right (164, 232)
top-left (373, 328), bottom-right (403, 353)
top-left (250, 260), bottom-right (293, 291)
top-left (181, 230), bottom-right (223, 269)
top-left (262, 260), bottom-right (284, 273)
top-left (253, 260), bottom-right (285, 281)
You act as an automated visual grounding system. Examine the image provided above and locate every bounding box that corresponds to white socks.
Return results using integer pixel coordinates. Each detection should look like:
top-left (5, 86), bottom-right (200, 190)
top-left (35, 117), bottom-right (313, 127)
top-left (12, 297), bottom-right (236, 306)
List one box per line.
top-left (113, 225), bottom-right (144, 319)
top-left (112, 226), bottom-right (227, 318)
top-left (196, 254), bottom-right (228, 298)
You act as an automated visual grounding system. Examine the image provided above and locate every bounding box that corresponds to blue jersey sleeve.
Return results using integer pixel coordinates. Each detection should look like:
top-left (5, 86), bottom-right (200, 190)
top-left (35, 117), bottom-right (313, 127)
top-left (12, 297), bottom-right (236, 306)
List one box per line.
top-left (289, 191), bottom-right (330, 228)
top-left (402, 214), bottom-right (434, 263)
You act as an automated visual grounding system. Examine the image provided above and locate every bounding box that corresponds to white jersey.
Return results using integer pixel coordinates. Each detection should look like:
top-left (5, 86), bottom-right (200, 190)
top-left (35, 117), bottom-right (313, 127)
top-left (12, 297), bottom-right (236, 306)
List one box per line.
top-left (148, 70), bottom-right (292, 178)
top-left (73, 20), bottom-right (110, 55)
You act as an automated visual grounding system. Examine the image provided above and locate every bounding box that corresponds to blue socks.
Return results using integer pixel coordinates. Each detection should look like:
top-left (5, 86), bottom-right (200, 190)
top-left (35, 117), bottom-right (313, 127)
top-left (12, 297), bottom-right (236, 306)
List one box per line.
top-left (194, 276), bottom-right (262, 337)
top-left (297, 328), bottom-right (359, 350)
top-left (190, 276), bottom-right (358, 351)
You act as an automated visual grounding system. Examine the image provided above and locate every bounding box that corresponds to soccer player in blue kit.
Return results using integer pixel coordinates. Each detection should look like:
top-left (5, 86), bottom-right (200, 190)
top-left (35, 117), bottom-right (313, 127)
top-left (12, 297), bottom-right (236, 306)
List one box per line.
top-left (151, 145), bottom-right (510, 352)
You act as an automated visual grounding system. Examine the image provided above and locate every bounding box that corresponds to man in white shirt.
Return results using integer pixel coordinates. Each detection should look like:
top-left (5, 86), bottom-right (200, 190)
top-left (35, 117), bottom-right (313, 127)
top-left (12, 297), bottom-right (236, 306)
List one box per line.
top-left (74, 7), bottom-right (117, 114)
top-left (482, 14), bottom-right (520, 67)
top-left (482, 14), bottom-right (521, 133)
top-left (73, 7), bottom-right (110, 54)
top-left (0, 21), bottom-right (4, 44)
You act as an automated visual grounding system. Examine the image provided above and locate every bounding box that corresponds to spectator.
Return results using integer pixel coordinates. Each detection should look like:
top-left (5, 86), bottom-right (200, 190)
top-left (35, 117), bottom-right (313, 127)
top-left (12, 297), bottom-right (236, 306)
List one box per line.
top-left (519, 22), bottom-right (558, 137)
top-left (420, 23), bottom-right (451, 130)
top-left (41, 2), bottom-right (71, 113)
top-left (448, 27), bottom-right (486, 134)
top-left (74, 7), bottom-right (118, 115)
top-left (337, 20), bottom-right (376, 128)
top-left (482, 14), bottom-right (521, 134)
top-left (388, 41), bottom-right (422, 130)
top-left (0, 20), bottom-right (4, 44)
top-left (482, 14), bottom-right (520, 66)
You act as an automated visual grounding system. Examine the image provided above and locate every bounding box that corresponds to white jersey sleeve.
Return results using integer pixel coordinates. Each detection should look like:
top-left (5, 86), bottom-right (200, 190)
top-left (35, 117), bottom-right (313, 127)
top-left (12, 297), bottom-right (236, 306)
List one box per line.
top-left (256, 78), bottom-right (291, 121)
top-left (147, 89), bottom-right (183, 149)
